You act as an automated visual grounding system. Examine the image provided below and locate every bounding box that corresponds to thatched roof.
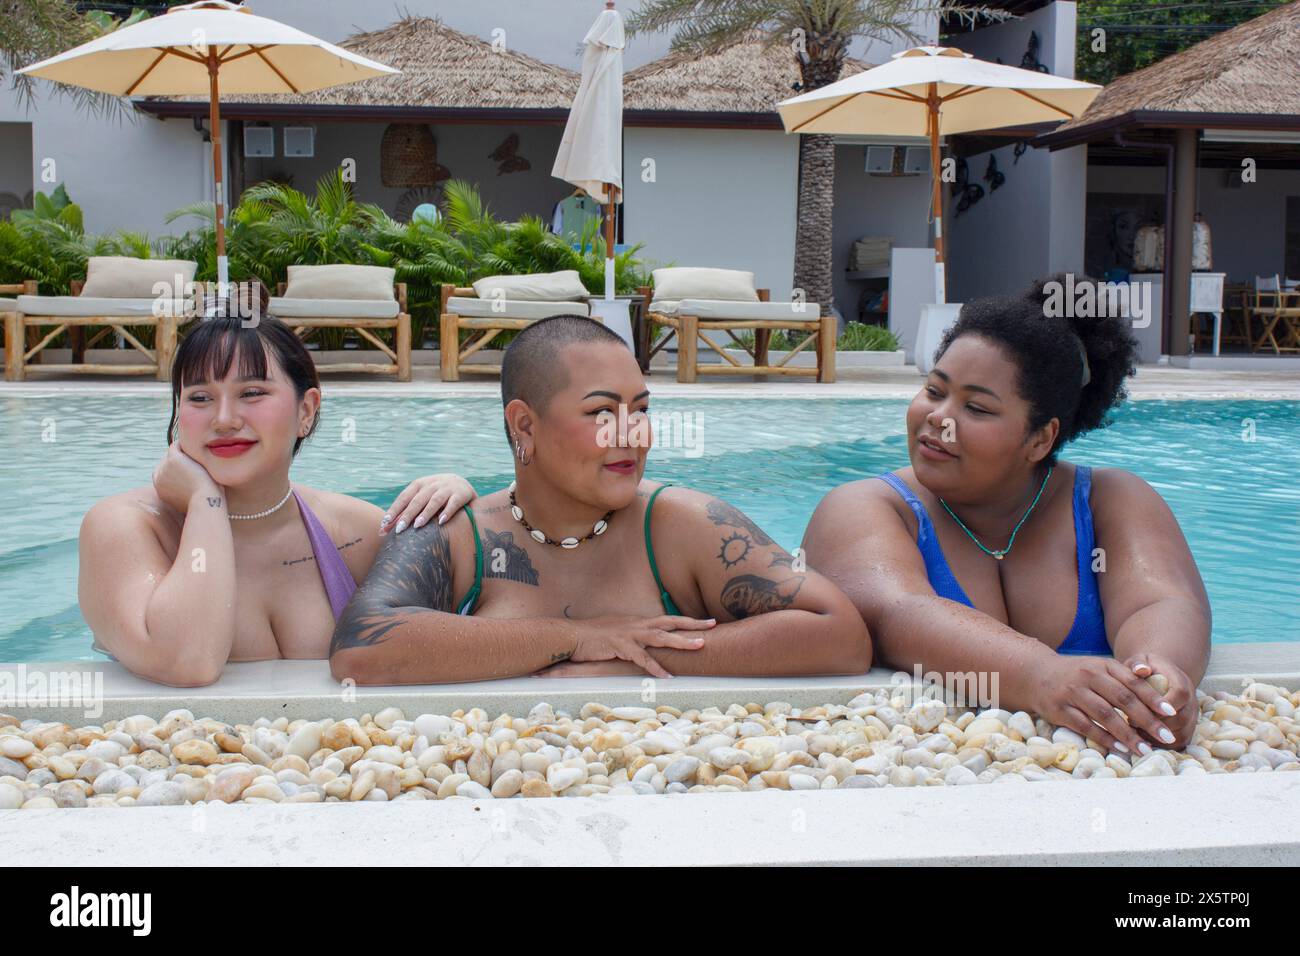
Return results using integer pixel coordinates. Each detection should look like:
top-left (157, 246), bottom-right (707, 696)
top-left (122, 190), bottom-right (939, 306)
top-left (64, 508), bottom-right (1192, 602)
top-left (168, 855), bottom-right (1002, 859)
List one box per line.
top-left (144, 17), bottom-right (870, 119)
top-left (626, 37), bottom-right (871, 113)
top-left (150, 16), bottom-right (580, 110)
top-left (1045, 1), bottom-right (1300, 143)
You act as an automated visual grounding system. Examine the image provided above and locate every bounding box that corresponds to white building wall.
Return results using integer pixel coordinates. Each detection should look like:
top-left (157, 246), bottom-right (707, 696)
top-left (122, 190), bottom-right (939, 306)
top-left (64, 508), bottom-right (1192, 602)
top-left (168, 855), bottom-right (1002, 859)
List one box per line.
top-left (946, 1), bottom-right (1087, 302)
top-left (623, 127), bottom-right (799, 297)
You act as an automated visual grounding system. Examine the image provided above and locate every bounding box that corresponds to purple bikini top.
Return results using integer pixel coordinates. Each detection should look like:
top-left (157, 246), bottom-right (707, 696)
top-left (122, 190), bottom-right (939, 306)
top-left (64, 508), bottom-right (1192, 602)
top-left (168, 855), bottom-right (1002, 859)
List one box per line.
top-left (293, 490), bottom-right (358, 619)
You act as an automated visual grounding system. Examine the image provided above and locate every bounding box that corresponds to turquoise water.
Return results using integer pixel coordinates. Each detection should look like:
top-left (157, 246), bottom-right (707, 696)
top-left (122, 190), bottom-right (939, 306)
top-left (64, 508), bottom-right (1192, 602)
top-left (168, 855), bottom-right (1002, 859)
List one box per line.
top-left (1, 396), bottom-right (1297, 661)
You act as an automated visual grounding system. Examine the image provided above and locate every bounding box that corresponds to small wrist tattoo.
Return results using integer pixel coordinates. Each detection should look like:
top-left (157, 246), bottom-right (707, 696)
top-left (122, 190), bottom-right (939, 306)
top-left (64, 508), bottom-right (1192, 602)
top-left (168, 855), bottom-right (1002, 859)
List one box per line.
top-left (206, 496), bottom-right (224, 509)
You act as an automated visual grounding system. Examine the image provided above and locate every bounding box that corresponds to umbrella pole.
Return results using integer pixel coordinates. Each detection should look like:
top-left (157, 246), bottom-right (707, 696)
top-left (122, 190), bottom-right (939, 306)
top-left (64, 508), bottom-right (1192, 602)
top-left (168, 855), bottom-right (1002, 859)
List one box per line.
top-left (208, 50), bottom-right (229, 297)
top-left (927, 85), bottom-right (946, 305)
top-left (604, 182), bottom-right (617, 302)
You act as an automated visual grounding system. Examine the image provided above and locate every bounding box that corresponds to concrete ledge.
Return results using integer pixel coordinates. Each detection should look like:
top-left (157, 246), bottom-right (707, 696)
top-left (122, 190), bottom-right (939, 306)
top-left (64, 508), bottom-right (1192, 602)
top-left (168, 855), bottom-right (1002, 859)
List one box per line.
top-left (3, 641), bottom-right (1295, 724)
top-left (3, 772), bottom-right (1296, 866)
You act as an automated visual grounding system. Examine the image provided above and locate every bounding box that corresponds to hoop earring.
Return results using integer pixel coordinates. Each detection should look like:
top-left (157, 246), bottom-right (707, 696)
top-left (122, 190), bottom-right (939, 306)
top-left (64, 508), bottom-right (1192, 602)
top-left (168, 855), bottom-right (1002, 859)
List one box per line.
top-left (515, 440), bottom-right (531, 466)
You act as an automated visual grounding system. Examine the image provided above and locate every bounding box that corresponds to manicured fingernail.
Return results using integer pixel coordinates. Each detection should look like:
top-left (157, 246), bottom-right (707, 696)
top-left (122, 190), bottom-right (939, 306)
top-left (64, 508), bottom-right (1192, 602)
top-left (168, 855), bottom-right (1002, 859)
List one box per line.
top-left (395, 519), bottom-right (407, 534)
top-left (1160, 702), bottom-right (1176, 716)
top-left (438, 511), bottom-right (448, 525)
top-left (1158, 727), bottom-right (1176, 745)
top-left (1113, 741), bottom-right (1128, 753)
top-left (380, 513), bottom-right (392, 526)
top-left (413, 516), bottom-right (427, 529)
top-left (1138, 742), bottom-right (1152, 756)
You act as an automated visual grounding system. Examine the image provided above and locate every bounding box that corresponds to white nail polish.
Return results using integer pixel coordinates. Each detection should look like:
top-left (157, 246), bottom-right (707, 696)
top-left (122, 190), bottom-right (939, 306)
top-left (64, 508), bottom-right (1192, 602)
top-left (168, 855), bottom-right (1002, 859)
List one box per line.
top-left (1160, 702), bottom-right (1176, 716)
top-left (1113, 741), bottom-right (1129, 753)
top-left (413, 516), bottom-right (426, 529)
top-left (395, 519), bottom-right (407, 534)
top-left (1138, 742), bottom-right (1152, 756)
top-left (438, 512), bottom-right (448, 525)
top-left (1158, 727), bottom-right (1175, 745)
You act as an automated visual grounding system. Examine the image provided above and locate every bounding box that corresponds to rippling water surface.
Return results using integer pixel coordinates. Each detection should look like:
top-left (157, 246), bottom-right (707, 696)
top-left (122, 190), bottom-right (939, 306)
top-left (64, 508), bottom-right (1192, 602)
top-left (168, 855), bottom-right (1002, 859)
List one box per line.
top-left (1, 396), bottom-right (1296, 660)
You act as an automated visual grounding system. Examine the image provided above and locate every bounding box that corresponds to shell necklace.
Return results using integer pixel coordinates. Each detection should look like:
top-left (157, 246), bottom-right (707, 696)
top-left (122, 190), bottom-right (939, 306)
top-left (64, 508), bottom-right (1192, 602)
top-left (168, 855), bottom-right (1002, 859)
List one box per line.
top-left (938, 465), bottom-right (1052, 560)
top-left (228, 485), bottom-right (294, 521)
top-left (508, 480), bottom-right (612, 550)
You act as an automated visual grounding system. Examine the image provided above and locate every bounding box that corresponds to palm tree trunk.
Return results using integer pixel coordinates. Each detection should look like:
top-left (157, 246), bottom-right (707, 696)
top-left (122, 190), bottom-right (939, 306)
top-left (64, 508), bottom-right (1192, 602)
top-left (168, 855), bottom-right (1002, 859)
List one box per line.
top-left (793, 34), bottom-right (847, 315)
top-left (793, 133), bottom-right (836, 314)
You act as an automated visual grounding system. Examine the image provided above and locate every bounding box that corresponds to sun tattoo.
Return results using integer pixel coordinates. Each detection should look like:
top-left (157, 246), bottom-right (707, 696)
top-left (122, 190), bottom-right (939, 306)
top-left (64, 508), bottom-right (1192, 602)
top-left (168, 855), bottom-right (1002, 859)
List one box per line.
top-left (717, 531), bottom-right (752, 569)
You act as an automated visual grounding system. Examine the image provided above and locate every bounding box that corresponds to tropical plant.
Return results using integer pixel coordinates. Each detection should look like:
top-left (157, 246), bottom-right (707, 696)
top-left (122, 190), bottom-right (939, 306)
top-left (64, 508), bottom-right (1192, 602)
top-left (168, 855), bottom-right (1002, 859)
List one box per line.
top-left (2, 1), bottom-right (152, 116)
top-left (1075, 0), bottom-right (1287, 86)
top-left (626, 1), bottom-right (1005, 315)
top-left (734, 320), bottom-right (899, 352)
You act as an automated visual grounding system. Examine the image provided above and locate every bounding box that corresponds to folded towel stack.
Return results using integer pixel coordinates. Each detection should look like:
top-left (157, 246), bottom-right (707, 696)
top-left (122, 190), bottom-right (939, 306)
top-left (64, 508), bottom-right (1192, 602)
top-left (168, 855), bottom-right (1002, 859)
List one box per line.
top-left (849, 237), bottom-right (893, 271)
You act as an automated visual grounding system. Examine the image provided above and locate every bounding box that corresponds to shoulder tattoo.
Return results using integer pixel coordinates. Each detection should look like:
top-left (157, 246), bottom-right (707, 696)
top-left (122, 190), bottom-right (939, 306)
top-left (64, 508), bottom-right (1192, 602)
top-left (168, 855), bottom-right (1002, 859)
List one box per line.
top-left (330, 522), bottom-right (454, 654)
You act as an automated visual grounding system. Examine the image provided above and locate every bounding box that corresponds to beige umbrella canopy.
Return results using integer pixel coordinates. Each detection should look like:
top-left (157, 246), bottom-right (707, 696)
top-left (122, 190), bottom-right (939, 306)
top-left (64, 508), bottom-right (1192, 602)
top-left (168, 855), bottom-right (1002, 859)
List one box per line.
top-left (778, 46), bottom-right (1100, 302)
top-left (553, 1), bottom-right (625, 304)
top-left (18, 0), bottom-right (397, 290)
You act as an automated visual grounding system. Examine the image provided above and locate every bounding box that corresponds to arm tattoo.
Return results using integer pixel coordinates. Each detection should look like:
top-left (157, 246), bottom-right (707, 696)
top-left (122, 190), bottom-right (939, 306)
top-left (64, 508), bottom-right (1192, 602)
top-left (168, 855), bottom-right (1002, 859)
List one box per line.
top-left (706, 499), bottom-right (772, 546)
top-left (484, 528), bottom-right (540, 585)
top-left (330, 522), bottom-right (454, 654)
top-left (717, 532), bottom-right (752, 569)
top-left (720, 574), bottom-right (804, 620)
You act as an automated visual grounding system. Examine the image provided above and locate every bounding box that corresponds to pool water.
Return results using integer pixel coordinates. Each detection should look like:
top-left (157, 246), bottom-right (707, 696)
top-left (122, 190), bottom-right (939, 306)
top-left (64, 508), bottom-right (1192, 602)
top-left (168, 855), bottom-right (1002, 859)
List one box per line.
top-left (1, 396), bottom-right (1296, 660)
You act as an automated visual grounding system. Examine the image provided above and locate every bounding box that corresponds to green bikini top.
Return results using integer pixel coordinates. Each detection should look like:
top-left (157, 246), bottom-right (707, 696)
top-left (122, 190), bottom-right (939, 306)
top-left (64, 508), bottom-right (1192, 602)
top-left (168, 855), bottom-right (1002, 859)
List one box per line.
top-left (454, 483), bottom-right (680, 616)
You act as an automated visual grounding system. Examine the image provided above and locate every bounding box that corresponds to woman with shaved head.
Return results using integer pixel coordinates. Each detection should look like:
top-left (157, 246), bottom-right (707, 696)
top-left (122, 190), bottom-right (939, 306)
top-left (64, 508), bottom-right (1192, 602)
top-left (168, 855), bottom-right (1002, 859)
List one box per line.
top-left (330, 315), bottom-right (871, 683)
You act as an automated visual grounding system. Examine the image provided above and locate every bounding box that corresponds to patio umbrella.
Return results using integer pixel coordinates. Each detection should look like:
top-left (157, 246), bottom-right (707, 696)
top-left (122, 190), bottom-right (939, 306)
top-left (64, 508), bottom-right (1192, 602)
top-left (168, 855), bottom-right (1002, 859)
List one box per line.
top-left (777, 46), bottom-right (1100, 303)
top-left (17, 0), bottom-right (397, 294)
top-left (552, 1), bottom-right (624, 306)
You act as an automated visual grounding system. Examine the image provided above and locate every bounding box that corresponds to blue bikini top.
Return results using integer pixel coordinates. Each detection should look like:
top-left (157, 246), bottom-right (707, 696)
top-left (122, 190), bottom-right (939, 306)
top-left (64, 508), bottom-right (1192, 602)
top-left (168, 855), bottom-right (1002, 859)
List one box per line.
top-left (877, 465), bottom-right (1110, 655)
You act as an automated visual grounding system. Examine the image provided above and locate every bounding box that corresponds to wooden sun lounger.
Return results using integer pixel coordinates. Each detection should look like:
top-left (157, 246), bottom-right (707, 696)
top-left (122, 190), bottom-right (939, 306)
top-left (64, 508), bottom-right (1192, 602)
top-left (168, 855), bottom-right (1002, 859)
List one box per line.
top-left (639, 285), bottom-right (837, 383)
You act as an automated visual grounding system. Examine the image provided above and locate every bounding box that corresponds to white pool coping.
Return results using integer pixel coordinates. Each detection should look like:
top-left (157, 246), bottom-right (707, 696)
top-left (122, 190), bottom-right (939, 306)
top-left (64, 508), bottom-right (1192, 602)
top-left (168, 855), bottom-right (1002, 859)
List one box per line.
top-left (2, 363), bottom-right (1299, 401)
top-left (3, 642), bottom-right (1298, 867)
top-left (5, 772), bottom-right (1296, 867)
top-left (4, 641), bottom-right (1297, 724)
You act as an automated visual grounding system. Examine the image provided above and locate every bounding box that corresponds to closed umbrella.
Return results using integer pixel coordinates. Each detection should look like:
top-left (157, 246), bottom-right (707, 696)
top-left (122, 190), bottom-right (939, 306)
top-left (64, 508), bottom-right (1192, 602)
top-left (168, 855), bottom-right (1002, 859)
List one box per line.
top-left (552, 1), bottom-right (625, 314)
top-left (18, 0), bottom-right (397, 296)
top-left (778, 46), bottom-right (1100, 303)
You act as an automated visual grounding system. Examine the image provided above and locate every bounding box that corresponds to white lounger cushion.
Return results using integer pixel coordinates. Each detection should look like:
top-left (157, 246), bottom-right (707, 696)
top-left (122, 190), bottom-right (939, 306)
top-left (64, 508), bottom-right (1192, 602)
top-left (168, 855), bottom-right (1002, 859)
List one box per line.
top-left (283, 264), bottom-right (396, 301)
top-left (0, 298), bottom-right (15, 312)
top-left (15, 295), bottom-right (189, 317)
top-left (270, 297), bottom-right (400, 319)
top-left (650, 298), bottom-right (821, 320)
top-left (80, 256), bottom-right (197, 298)
top-left (651, 267), bottom-right (758, 303)
top-left (472, 270), bottom-right (588, 301)
top-left (447, 296), bottom-right (590, 319)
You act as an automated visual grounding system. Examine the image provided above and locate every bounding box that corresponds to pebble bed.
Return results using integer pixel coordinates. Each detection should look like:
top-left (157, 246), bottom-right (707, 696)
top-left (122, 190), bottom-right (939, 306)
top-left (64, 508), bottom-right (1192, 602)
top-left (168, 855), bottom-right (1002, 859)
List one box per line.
top-left (1, 678), bottom-right (1297, 809)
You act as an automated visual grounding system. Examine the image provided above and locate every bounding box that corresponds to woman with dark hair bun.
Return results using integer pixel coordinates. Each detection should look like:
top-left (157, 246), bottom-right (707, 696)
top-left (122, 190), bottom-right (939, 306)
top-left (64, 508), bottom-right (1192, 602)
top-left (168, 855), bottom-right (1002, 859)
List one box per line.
top-left (804, 276), bottom-right (1211, 753)
top-left (78, 316), bottom-right (475, 686)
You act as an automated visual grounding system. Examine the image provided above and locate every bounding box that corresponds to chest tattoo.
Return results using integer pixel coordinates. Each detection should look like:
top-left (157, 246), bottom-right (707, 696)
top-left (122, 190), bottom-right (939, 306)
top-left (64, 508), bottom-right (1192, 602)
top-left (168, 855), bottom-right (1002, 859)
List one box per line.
top-left (282, 536), bottom-right (363, 567)
top-left (483, 528), bottom-right (540, 585)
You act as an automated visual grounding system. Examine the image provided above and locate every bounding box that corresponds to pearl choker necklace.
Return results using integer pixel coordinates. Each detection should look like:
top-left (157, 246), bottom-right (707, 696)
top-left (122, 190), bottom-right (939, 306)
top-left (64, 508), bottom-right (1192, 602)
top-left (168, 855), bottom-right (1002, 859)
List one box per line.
top-left (229, 485), bottom-right (294, 520)
top-left (508, 480), bottom-right (612, 549)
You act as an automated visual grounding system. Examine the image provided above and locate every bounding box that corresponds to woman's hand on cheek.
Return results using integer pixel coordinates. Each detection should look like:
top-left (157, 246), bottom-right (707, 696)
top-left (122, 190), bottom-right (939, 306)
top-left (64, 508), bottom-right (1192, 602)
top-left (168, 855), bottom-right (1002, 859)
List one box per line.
top-left (153, 442), bottom-right (223, 513)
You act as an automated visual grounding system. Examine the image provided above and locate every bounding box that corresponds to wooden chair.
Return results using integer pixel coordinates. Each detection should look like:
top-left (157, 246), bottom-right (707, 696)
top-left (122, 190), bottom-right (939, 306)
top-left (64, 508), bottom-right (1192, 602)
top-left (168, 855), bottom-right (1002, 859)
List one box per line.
top-left (641, 285), bottom-right (836, 383)
top-left (5, 278), bottom-right (183, 382)
top-left (1249, 275), bottom-right (1300, 354)
top-left (272, 279), bottom-right (411, 381)
top-left (438, 283), bottom-right (596, 381)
